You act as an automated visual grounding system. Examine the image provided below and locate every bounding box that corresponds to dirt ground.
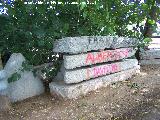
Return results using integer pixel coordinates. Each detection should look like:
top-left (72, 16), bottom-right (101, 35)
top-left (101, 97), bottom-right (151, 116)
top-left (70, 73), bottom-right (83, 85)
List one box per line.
top-left (0, 65), bottom-right (160, 120)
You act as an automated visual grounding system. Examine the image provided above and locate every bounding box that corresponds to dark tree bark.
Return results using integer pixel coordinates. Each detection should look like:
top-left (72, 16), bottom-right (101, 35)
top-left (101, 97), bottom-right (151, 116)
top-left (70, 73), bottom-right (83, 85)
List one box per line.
top-left (143, 0), bottom-right (159, 37)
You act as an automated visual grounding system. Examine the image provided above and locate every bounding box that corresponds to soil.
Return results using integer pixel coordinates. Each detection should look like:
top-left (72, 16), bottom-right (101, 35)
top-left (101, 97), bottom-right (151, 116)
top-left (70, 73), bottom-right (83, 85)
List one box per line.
top-left (0, 65), bottom-right (160, 120)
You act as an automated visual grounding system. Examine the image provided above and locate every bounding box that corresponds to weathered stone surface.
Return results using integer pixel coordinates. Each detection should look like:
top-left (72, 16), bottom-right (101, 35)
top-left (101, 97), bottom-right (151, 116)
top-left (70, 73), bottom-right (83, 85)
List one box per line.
top-left (64, 48), bottom-right (136, 69)
top-left (53, 36), bottom-right (137, 54)
top-left (140, 50), bottom-right (160, 59)
top-left (147, 38), bottom-right (160, 49)
top-left (0, 70), bottom-right (7, 81)
top-left (62, 59), bottom-right (138, 84)
top-left (0, 70), bottom-right (8, 95)
top-left (4, 53), bottom-right (25, 79)
top-left (53, 36), bottom-right (113, 54)
top-left (8, 71), bottom-right (44, 102)
top-left (4, 53), bottom-right (44, 102)
top-left (0, 95), bottom-right (11, 112)
top-left (111, 37), bottom-right (138, 48)
top-left (140, 59), bottom-right (160, 65)
top-left (49, 66), bottom-right (140, 99)
top-left (0, 80), bottom-right (8, 91)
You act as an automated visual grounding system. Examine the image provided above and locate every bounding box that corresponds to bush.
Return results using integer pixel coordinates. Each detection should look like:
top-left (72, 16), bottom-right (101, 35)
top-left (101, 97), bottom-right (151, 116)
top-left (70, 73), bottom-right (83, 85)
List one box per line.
top-left (0, 0), bottom-right (159, 66)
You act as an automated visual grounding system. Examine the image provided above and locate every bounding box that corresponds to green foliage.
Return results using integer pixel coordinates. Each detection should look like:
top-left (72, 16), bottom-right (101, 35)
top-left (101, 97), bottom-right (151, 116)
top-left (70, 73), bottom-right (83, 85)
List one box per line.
top-left (143, 37), bottom-right (152, 45)
top-left (7, 61), bottom-right (34, 83)
top-left (21, 61), bottom-right (33, 72)
top-left (139, 37), bottom-right (152, 48)
top-left (8, 72), bottom-right (21, 83)
top-left (127, 82), bottom-right (140, 89)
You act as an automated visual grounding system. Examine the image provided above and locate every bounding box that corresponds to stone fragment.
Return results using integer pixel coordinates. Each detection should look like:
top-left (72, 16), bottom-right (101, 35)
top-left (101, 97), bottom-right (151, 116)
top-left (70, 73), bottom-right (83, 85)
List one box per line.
top-left (61, 59), bottom-right (138, 84)
top-left (64, 48), bottom-right (136, 69)
top-left (50, 66), bottom-right (140, 99)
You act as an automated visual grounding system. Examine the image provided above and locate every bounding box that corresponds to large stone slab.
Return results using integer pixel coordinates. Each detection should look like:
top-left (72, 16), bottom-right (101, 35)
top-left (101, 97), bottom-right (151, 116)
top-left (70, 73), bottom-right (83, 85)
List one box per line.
top-left (64, 48), bottom-right (136, 69)
top-left (62, 59), bottom-right (138, 84)
top-left (140, 59), bottom-right (160, 65)
top-left (49, 66), bottom-right (140, 99)
top-left (53, 36), bottom-right (113, 54)
top-left (111, 37), bottom-right (138, 48)
top-left (53, 36), bottom-right (137, 54)
top-left (140, 50), bottom-right (160, 59)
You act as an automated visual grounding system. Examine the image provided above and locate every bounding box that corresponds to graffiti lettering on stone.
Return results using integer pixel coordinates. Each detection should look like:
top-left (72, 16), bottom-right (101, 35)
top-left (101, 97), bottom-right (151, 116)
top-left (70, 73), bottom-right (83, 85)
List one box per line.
top-left (86, 64), bottom-right (120, 79)
top-left (85, 48), bottom-right (130, 64)
top-left (85, 48), bottom-right (132, 79)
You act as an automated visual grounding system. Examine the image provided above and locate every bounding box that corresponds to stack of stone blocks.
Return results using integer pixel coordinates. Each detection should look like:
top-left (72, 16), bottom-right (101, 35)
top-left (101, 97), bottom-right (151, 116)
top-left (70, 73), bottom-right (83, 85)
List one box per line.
top-left (140, 49), bottom-right (160, 65)
top-left (49, 36), bottom-right (140, 99)
top-left (140, 38), bottom-right (160, 65)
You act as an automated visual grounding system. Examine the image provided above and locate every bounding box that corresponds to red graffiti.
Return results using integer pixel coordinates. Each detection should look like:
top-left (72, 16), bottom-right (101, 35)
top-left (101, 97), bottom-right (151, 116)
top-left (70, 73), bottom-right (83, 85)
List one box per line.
top-left (85, 48), bottom-right (130, 64)
top-left (86, 64), bottom-right (120, 79)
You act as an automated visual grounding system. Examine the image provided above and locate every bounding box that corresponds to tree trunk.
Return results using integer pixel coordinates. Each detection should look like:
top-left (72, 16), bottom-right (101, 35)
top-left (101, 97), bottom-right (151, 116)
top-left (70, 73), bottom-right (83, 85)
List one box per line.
top-left (144, 1), bottom-right (158, 37)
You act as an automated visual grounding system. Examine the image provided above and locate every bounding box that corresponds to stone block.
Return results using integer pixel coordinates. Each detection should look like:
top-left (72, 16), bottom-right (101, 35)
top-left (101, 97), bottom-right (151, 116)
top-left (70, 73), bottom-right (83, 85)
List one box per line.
top-left (49, 66), bottom-right (140, 99)
top-left (140, 59), bottom-right (160, 65)
top-left (53, 36), bottom-right (137, 54)
top-left (64, 48), bottom-right (136, 69)
top-left (53, 36), bottom-right (113, 54)
top-left (62, 59), bottom-right (138, 84)
top-left (8, 71), bottom-right (44, 102)
top-left (140, 50), bottom-right (160, 59)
